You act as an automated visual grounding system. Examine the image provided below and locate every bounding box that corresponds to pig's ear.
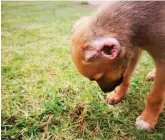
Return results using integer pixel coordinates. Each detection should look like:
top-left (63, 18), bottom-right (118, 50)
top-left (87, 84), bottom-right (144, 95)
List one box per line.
top-left (72, 16), bottom-right (89, 33)
top-left (94, 38), bottom-right (121, 60)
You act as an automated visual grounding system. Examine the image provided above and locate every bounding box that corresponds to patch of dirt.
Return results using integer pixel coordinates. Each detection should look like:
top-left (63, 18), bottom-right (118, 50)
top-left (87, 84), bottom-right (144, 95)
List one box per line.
top-left (70, 103), bottom-right (85, 119)
top-left (72, 2), bottom-right (99, 8)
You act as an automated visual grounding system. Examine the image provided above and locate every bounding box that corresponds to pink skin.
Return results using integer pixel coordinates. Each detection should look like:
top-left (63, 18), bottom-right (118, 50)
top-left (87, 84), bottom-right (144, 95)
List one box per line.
top-left (84, 38), bottom-right (121, 61)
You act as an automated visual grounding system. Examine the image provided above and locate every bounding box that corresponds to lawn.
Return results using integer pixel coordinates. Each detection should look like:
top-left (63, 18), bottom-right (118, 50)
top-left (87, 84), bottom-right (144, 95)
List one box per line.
top-left (1, 1), bottom-right (165, 140)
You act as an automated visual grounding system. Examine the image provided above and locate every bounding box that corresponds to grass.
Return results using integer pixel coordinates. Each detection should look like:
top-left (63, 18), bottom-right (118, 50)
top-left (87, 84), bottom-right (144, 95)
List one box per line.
top-left (1, 1), bottom-right (165, 140)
